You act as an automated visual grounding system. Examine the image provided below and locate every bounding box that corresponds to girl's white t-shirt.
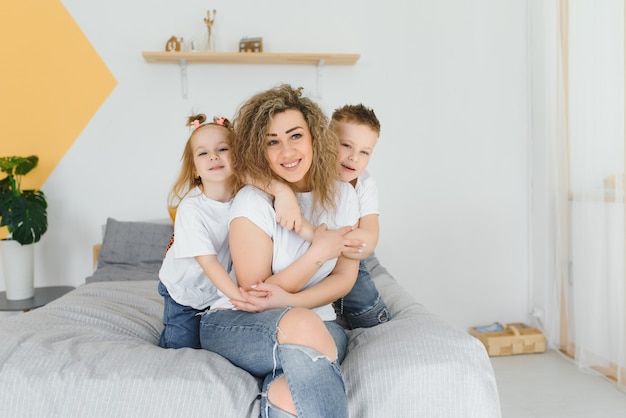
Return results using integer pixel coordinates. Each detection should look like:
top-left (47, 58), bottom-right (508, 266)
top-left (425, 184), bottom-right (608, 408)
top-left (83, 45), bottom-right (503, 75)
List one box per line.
top-left (211, 182), bottom-right (359, 320)
top-left (159, 187), bottom-right (233, 310)
top-left (355, 170), bottom-right (379, 217)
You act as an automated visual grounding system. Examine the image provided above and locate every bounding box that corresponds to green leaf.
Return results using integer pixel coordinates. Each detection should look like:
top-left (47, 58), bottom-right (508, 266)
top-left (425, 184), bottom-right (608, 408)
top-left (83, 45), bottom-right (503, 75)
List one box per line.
top-left (0, 155), bottom-right (47, 245)
top-left (0, 156), bottom-right (38, 177)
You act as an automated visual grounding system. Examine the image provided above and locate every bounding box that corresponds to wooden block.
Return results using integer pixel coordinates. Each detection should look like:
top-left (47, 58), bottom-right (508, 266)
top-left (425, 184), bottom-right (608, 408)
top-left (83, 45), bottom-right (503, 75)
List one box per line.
top-left (469, 322), bottom-right (546, 357)
top-left (93, 244), bottom-right (101, 269)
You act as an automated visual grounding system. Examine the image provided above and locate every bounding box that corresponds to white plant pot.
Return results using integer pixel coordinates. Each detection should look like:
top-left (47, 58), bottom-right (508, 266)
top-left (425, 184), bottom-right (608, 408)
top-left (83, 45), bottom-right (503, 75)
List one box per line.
top-left (0, 239), bottom-right (35, 300)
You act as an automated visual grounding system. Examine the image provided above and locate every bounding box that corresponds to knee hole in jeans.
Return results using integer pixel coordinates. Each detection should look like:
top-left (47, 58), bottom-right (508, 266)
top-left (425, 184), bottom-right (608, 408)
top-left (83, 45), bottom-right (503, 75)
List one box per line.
top-left (277, 308), bottom-right (336, 360)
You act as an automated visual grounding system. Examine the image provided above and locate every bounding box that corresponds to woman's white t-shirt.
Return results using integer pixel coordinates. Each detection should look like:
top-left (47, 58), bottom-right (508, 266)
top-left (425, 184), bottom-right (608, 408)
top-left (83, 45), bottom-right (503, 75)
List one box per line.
top-left (159, 187), bottom-right (233, 310)
top-left (211, 182), bottom-right (359, 320)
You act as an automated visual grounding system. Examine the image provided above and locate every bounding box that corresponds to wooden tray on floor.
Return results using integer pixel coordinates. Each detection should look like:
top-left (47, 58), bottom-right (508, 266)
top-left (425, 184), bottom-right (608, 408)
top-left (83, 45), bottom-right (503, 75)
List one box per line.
top-left (469, 322), bottom-right (546, 356)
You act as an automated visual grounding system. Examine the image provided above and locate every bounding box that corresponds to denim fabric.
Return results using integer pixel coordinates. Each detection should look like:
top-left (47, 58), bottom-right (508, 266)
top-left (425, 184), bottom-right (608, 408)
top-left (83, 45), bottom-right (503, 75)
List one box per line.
top-left (199, 308), bottom-right (348, 418)
top-left (334, 259), bottom-right (392, 329)
top-left (158, 281), bottom-right (203, 349)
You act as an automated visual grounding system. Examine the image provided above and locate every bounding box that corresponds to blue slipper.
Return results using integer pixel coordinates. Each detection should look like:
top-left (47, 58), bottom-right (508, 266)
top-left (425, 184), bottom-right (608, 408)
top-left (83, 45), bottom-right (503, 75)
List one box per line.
top-left (474, 322), bottom-right (505, 333)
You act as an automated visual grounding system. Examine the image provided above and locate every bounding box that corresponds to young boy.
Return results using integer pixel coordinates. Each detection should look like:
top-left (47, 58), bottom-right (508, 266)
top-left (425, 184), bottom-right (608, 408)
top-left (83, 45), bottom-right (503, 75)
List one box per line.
top-left (329, 104), bottom-right (390, 329)
top-left (273, 103), bottom-right (391, 329)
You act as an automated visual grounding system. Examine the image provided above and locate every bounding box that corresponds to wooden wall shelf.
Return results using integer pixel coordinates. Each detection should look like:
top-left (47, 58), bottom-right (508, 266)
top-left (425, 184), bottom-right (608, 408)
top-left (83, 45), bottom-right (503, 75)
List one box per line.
top-left (141, 51), bottom-right (360, 98)
top-left (141, 51), bottom-right (360, 65)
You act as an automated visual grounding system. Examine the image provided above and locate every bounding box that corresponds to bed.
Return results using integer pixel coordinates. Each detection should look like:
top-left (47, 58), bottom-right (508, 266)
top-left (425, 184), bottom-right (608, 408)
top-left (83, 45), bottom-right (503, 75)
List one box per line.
top-left (0, 218), bottom-right (501, 417)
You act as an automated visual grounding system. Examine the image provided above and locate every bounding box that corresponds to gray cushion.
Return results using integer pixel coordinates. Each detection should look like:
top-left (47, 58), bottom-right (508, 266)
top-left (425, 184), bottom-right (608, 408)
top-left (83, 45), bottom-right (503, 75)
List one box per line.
top-left (86, 263), bottom-right (162, 283)
top-left (88, 218), bottom-right (173, 282)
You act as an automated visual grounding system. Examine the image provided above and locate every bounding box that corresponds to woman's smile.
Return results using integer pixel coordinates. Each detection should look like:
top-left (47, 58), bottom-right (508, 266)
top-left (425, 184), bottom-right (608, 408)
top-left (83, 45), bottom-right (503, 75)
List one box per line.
top-left (282, 159), bottom-right (301, 169)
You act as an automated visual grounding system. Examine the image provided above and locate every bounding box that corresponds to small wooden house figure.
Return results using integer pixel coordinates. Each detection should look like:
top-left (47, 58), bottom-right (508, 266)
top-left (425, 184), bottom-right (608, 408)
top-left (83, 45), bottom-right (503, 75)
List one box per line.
top-left (165, 36), bottom-right (181, 52)
top-left (239, 37), bottom-right (263, 53)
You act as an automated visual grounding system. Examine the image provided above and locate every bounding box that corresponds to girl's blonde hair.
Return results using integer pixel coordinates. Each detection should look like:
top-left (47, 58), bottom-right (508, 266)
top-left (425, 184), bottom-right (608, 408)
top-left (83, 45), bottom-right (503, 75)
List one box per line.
top-left (167, 114), bottom-right (235, 210)
top-left (231, 84), bottom-right (339, 214)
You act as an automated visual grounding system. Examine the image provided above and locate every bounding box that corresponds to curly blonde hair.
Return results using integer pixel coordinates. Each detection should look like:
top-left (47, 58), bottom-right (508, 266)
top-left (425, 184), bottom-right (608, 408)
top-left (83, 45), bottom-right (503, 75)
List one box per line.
top-left (168, 114), bottom-right (235, 209)
top-left (231, 84), bottom-right (339, 214)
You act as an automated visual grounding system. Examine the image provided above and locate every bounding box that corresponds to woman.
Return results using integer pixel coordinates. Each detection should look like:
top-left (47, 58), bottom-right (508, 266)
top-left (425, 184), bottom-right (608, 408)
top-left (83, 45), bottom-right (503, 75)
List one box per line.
top-left (199, 84), bottom-right (361, 417)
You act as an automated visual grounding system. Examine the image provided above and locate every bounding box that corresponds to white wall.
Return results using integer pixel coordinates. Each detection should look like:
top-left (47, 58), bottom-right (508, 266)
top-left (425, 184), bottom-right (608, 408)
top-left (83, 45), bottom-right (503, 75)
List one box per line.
top-left (0, 0), bottom-right (530, 330)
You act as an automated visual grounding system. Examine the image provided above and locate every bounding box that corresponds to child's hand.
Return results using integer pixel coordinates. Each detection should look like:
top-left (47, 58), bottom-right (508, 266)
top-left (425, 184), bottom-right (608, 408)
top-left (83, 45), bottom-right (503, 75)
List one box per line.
top-left (275, 201), bottom-right (303, 231)
top-left (273, 184), bottom-right (303, 231)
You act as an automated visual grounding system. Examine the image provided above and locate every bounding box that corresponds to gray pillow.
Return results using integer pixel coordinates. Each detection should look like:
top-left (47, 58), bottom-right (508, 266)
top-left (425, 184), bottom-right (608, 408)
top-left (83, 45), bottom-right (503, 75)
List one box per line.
top-left (86, 263), bottom-right (162, 283)
top-left (96, 217), bottom-right (173, 270)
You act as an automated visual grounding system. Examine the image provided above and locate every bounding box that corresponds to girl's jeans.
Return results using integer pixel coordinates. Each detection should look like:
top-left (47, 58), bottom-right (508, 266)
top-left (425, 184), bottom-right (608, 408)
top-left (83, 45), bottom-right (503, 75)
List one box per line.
top-left (334, 259), bottom-right (392, 329)
top-left (200, 307), bottom-right (348, 418)
top-left (158, 281), bottom-right (203, 349)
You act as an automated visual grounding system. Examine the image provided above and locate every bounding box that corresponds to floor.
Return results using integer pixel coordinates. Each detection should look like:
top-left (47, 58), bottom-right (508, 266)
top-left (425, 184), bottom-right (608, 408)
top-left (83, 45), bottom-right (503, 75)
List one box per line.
top-left (491, 349), bottom-right (626, 418)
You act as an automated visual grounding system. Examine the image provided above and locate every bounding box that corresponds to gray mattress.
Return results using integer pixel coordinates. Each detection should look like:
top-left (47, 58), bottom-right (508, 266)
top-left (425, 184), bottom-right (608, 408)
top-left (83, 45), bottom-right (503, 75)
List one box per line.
top-left (0, 257), bottom-right (501, 417)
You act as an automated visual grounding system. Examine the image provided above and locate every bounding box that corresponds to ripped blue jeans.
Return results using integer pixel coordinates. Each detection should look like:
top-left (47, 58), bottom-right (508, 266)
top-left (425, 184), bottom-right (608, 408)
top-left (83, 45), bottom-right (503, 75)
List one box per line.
top-left (199, 307), bottom-right (348, 418)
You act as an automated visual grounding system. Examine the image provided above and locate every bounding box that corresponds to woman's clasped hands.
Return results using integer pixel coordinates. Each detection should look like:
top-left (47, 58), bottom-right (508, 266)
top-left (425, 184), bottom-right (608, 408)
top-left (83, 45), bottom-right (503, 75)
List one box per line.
top-left (230, 223), bottom-right (364, 313)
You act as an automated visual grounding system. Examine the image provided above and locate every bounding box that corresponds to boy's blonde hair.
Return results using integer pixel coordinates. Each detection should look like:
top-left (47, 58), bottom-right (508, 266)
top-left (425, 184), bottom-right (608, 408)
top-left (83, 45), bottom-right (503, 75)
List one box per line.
top-left (330, 103), bottom-right (381, 135)
top-left (232, 84), bottom-right (339, 214)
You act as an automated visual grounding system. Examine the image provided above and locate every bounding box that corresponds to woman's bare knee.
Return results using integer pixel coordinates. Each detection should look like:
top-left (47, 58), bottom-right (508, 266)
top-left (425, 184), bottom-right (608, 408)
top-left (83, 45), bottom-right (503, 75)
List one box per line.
top-left (267, 375), bottom-right (296, 415)
top-left (277, 308), bottom-right (336, 359)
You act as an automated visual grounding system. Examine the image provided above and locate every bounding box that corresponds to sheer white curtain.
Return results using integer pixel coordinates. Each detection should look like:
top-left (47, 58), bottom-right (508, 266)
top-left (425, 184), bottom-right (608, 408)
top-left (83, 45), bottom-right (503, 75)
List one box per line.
top-left (530, 0), bottom-right (625, 390)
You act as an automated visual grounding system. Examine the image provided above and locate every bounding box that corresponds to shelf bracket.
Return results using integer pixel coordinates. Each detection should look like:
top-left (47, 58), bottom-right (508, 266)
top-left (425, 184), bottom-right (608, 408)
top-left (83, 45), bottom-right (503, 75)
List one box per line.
top-left (179, 58), bottom-right (188, 99)
top-left (316, 59), bottom-right (325, 99)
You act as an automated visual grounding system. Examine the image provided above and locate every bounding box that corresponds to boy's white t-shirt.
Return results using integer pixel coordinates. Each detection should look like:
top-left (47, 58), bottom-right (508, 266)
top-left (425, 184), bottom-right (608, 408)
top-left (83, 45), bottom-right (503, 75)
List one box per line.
top-left (159, 186), bottom-right (233, 310)
top-left (211, 182), bottom-right (360, 320)
top-left (355, 170), bottom-right (379, 217)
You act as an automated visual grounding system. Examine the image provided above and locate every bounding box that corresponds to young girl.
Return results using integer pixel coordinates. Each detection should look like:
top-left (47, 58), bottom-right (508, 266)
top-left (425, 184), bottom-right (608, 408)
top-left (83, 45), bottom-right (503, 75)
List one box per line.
top-left (199, 85), bottom-right (362, 417)
top-left (158, 114), bottom-right (244, 349)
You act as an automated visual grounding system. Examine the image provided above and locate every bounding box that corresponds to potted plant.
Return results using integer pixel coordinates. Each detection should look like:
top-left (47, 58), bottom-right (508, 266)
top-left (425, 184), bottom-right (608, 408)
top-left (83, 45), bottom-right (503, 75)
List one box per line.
top-left (0, 155), bottom-right (48, 300)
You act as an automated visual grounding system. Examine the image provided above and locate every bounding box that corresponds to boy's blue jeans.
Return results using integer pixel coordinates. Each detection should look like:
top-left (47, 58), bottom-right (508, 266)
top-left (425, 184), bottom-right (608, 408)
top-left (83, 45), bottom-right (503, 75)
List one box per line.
top-left (334, 259), bottom-right (391, 329)
top-left (158, 281), bottom-right (203, 349)
top-left (200, 307), bottom-right (348, 418)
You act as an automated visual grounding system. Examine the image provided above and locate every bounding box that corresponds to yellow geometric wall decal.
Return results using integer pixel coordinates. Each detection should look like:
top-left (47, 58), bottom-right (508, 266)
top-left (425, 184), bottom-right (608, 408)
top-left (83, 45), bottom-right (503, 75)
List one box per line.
top-left (0, 0), bottom-right (117, 237)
